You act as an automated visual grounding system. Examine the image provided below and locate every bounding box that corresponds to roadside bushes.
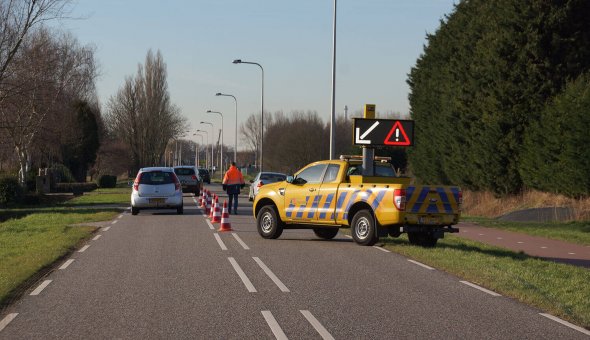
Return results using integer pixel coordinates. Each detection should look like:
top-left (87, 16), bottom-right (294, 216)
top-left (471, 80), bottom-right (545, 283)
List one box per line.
top-left (0, 176), bottom-right (23, 206)
top-left (53, 183), bottom-right (98, 193)
top-left (97, 175), bottom-right (117, 188)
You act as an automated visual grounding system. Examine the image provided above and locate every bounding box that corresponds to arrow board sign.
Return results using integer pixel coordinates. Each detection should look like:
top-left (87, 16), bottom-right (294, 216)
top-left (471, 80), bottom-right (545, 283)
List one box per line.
top-left (353, 118), bottom-right (414, 147)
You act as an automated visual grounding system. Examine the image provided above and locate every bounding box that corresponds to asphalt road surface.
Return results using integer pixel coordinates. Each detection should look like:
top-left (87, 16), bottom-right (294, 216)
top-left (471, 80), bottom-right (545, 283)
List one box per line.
top-left (1, 184), bottom-right (588, 339)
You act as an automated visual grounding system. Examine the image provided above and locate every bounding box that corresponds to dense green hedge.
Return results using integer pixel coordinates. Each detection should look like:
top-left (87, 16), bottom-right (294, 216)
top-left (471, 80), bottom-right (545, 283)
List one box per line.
top-left (408, 0), bottom-right (590, 197)
top-left (53, 183), bottom-right (98, 193)
top-left (97, 175), bottom-right (117, 188)
top-left (0, 176), bottom-right (23, 206)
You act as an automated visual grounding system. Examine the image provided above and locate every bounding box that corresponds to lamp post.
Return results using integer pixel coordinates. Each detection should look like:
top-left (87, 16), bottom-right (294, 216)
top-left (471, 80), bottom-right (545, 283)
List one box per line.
top-left (329, 0), bottom-right (337, 160)
top-left (200, 121), bottom-right (214, 173)
top-left (215, 92), bottom-right (238, 164)
top-left (233, 59), bottom-right (264, 172)
top-left (193, 133), bottom-right (204, 167)
top-left (206, 110), bottom-right (224, 179)
top-left (195, 130), bottom-right (208, 169)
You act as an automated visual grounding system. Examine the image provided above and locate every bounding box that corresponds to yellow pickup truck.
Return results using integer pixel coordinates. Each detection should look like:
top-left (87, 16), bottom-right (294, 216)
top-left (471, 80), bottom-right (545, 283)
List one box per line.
top-left (253, 156), bottom-right (462, 247)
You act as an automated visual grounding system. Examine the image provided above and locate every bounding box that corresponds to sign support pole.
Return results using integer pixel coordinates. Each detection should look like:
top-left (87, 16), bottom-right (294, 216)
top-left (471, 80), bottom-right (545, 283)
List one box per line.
top-left (362, 104), bottom-right (376, 176)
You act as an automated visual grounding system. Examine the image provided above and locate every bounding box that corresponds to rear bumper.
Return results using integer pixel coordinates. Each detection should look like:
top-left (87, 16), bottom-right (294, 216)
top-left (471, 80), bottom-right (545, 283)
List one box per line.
top-left (131, 195), bottom-right (183, 208)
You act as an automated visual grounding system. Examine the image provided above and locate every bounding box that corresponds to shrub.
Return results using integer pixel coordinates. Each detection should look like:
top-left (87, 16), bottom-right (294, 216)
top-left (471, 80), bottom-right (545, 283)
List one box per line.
top-left (49, 163), bottom-right (75, 183)
top-left (54, 182), bottom-right (98, 193)
top-left (0, 176), bottom-right (23, 206)
top-left (97, 175), bottom-right (117, 188)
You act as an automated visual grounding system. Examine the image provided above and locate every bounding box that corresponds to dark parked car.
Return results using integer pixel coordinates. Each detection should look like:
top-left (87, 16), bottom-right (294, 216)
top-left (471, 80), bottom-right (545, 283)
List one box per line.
top-left (173, 166), bottom-right (202, 195)
top-left (198, 168), bottom-right (211, 184)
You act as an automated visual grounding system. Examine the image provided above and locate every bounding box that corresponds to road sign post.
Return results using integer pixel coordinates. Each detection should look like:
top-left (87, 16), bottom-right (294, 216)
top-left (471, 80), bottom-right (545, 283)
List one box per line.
top-left (362, 104), bottom-right (376, 176)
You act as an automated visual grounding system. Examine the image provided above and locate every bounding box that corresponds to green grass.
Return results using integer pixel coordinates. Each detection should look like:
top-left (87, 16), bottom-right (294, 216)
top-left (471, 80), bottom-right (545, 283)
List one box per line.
top-left (0, 208), bottom-right (120, 305)
top-left (63, 187), bottom-right (131, 206)
top-left (463, 216), bottom-right (590, 246)
top-left (378, 234), bottom-right (590, 329)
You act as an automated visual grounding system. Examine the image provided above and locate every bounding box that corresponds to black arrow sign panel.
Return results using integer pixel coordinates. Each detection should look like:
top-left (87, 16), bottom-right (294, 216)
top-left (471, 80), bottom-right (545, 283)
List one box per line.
top-left (353, 118), bottom-right (414, 147)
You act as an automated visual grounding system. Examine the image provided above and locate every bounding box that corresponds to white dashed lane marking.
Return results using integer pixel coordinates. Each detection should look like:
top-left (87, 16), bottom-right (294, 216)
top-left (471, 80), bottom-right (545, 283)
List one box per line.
top-left (59, 259), bottom-right (75, 270)
top-left (102, 226), bottom-right (111, 231)
top-left (253, 257), bottom-right (290, 293)
top-left (373, 246), bottom-right (390, 253)
top-left (261, 311), bottom-right (288, 340)
top-left (111, 220), bottom-right (118, 225)
top-left (408, 259), bottom-right (435, 270)
top-left (460, 281), bottom-right (501, 297)
top-left (78, 245), bottom-right (90, 253)
top-left (300, 310), bottom-right (335, 340)
top-left (92, 235), bottom-right (102, 241)
top-left (206, 220), bottom-right (215, 230)
top-left (540, 313), bottom-right (590, 336)
top-left (30, 280), bottom-right (52, 296)
top-left (228, 257), bottom-right (257, 293)
top-left (214, 233), bottom-right (227, 250)
top-left (232, 233), bottom-right (250, 250)
top-left (0, 313), bottom-right (18, 333)
top-left (517, 241), bottom-right (524, 244)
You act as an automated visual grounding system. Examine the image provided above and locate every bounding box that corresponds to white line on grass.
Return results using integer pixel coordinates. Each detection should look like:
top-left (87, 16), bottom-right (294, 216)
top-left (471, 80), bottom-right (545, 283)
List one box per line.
top-left (539, 313), bottom-right (590, 336)
top-left (59, 259), bottom-right (75, 270)
top-left (92, 235), bottom-right (102, 241)
top-left (78, 245), bottom-right (90, 253)
top-left (408, 259), bottom-right (435, 270)
top-left (30, 280), bottom-right (52, 296)
top-left (261, 311), bottom-right (288, 340)
top-left (206, 220), bottom-right (215, 230)
top-left (253, 257), bottom-right (290, 292)
top-left (460, 281), bottom-right (501, 296)
top-left (0, 313), bottom-right (18, 333)
top-left (228, 257), bottom-right (257, 293)
top-left (214, 233), bottom-right (227, 250)
top-left (232, 233), bottom-right (250, 250)
top-left (373, 246), bottom-right (390, 253)
top-left (300, 310), bottom-right (335, 340)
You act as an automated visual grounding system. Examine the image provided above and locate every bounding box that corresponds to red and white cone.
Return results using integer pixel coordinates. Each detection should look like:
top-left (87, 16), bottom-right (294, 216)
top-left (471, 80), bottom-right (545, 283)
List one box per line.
top-left (210, 195), bottom-right (218, 219)
top-left (204, 191), bottom-right (211, 213)
top-left (219, 200), bottom-right (232, 231)
top-left (211, 197), bottom-right (222, 223)
top-left (202, 190), bottom-right (209, 208)
top-left (197, 190), bottom-right (203, 206)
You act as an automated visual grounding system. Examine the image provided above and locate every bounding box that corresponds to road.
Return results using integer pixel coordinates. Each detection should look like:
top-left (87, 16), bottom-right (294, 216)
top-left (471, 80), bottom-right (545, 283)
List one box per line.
top-left (0, 184), bottom-right (587, 339)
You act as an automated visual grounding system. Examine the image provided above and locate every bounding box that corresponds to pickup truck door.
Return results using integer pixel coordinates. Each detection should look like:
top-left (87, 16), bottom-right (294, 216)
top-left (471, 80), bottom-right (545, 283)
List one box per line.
top-left (283, 164), bottom-right (327, 223)
top-left (315, 163), bottom-right (341, 223)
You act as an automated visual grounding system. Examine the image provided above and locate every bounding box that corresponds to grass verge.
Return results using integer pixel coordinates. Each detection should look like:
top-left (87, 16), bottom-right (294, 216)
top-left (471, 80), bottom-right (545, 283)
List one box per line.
top-left (379, 234), bottom-right (590, 329)
top-left (62, 187), bottom-right (130, 206)
top-left (462, 217), bottom-right (590, 245)
top-left (0, 207), bottom-right (120, 307)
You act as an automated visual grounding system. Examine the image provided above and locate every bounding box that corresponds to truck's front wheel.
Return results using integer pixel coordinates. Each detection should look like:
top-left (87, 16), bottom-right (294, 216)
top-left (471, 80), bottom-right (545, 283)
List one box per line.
top-left (351, 210), bottom-right (378, 246)
top-left (408, 231), bottom-right (438, 247)
top-left (257, 206), bottom-right (284, 239)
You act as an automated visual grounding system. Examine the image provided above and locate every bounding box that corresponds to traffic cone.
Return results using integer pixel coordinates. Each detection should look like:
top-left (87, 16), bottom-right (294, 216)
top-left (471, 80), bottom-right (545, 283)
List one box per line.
top-left (211, 197), bottom-right (222, 223)
top-left (219, 200), bottom-right (232, 231)
top-left (200, 190), bottom-right (207, 208)
top-left (210, 195), bottom-right (218, 219)
top-left (197, 190), bottom-right (203, 206)
top-left (204, 191), bottom-right (211, 213)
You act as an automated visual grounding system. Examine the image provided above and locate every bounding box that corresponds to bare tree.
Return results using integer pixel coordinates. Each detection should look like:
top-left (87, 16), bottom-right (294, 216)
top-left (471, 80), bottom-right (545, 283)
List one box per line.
top-left (239, 113), bottom-right (261, 167)
top-left (0, 27), bottom-right (97, 185)
top-left (105, 50), bottom-right (186, 172)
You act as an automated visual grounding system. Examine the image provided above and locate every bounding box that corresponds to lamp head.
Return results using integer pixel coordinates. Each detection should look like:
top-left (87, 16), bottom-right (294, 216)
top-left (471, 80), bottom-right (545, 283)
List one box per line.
top-left (206, 110), bottom-right (212, 113)
top-left (232, 59), bottom-right (242, 64)
top-left (215, 93), bottom-right (222, 96)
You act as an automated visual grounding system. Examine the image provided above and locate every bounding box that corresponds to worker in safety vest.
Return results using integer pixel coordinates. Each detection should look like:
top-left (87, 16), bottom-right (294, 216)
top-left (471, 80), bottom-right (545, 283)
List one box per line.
top-left (222, 162), bottom-right (245, 214)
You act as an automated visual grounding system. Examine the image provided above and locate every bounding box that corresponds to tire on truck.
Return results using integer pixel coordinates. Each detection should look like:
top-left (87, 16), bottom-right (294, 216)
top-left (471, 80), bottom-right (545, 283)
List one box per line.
top-left (351, 209), bottom-right (379, 246)
top-left (257, 205), bottom-right (284, 239)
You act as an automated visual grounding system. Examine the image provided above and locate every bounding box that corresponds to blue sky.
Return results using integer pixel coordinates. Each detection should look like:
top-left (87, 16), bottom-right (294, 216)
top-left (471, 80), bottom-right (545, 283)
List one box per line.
top-left (61, 0), bottom-right (456, 146)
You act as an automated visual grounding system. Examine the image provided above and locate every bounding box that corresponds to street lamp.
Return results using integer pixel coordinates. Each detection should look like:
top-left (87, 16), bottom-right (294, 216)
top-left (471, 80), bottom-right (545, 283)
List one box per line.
top-left (200, 121), bottom-right (214, 173)
top-left (215, 92), bottom-right (238, 163)
top-left (233, 59), bottom-right (264, 171)
top-left (207, 110), bottom-right (224, 179)
top-left (195, 130), bottom-right (208, 169)
top-left (193, 133), bottom-right (204, 167)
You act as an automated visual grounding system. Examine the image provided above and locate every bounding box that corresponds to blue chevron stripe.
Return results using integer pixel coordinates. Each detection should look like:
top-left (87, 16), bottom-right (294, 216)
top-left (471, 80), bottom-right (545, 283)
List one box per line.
top-left (307, 195), bottom-right (322, 218)
top-left (319, 193), bottom-right (334, 220)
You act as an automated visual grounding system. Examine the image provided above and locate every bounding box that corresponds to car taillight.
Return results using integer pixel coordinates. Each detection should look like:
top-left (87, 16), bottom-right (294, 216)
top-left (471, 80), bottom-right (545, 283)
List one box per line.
top-left (191, 175), bottom-right (197, 180)
top-left (394, 189), bottom-right (406, 211)
top-left (133, 174), bottom-right (142, 191)
top-left (257, 181), bottom-right (264, 188)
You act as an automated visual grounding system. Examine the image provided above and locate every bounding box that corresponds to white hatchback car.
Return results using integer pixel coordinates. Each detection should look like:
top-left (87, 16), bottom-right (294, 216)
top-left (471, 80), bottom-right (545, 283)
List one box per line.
top-left (248, 171), bottom-right (287, 201)
top-left (131, 167), bottom-right (183, 215)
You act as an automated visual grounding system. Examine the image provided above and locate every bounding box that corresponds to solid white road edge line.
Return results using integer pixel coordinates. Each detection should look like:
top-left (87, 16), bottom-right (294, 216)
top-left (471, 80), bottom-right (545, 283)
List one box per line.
top-left (232, 233), bottom-right (250, 250)
top-left (460, 281), bottom-right (501, 297)
top-left (300, 310), bottom-right (335, 340)
top-left (78, 245), bottom-right (90, 253)
top-left (30, 280), bottom-right (52, 296)
top-left (214, 233), bottom-right (228, 250)
top-left (228, 257), bottom-right (257, 293)
top-left (59, 259), bottom-right (75, 270)
top-left (539, 313), bottom-right (590, 336)
top-left (253, 257), bottom-right (290, 293)
top-left (373, 246), bottom-right (390, 253)
top-left (0, 313), bottom-right (18, 333)
top-left (407, 259), bottom-right (435, 270)
top-left (102, 226), bottom-right (111, 231)
top-left (92, 235), bottom-right (102, 241)
top-left (261, 311), bottom-right (288, 340)
top-left (206, 220), bottom-right (215, 230)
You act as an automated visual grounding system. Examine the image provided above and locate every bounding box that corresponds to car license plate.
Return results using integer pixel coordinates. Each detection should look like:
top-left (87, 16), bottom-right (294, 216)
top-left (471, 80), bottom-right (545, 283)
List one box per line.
top-left (419, 216), bottom-right (440, 225)
top-left (149, 198), bottom-right (165, 204)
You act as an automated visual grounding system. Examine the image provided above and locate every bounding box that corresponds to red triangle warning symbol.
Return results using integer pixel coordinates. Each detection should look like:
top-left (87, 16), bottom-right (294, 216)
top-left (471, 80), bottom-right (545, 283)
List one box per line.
top-left (384, 121), bottom-right (411, 146)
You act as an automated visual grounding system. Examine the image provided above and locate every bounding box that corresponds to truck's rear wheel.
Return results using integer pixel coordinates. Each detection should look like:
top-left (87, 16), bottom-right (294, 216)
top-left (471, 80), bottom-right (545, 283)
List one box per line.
top-left (408, 231), bottom-right (438, 247)
top-left (313, 228), bottom-right (339, 240)
top-left (257, 205), bottom-right (284, 239)
top-left (351, 210), bottom-right (378, 246)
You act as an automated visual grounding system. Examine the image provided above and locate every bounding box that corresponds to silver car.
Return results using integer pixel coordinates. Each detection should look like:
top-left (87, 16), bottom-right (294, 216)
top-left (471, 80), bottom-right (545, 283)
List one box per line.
top-left (173, 166), bottom-right (202, 196)
top-left (248, 171), bottom-right (287, 201)
top-left (131, 167), bottom-right (183, 215)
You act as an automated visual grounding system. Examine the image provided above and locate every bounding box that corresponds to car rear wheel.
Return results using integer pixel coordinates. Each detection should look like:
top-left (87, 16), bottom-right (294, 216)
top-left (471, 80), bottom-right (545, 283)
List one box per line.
top-left (257, 205), bottom-right (283, 239)
top-left (351, 209), bottom-right (378, 246)
top-left (177, 205), bottom-right (183, 215)
top-left (131, 207), bottom-right (139, 215)
top-left (313, 228), bottom-right (339, 240)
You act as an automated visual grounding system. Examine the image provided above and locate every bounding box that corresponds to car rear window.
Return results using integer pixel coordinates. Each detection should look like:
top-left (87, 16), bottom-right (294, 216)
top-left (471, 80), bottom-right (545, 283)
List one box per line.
top-left (139, 171), bottom-right (175, 184)
top-left (260, 174), bottom-right (286, 183)
top-left (198, 169), bottom-right (209, 175)
top-left (175, 168), bottom-right (195, 176)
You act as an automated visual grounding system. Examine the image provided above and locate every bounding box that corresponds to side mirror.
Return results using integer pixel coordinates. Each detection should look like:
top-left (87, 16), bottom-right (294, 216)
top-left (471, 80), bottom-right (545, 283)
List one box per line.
top-left (286, 176), bottom-right (294, 184)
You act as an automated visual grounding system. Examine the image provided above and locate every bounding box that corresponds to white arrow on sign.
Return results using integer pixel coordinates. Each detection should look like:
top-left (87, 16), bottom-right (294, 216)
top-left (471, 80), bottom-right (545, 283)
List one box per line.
top-left (355, 121), bottom-right (380, 144)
